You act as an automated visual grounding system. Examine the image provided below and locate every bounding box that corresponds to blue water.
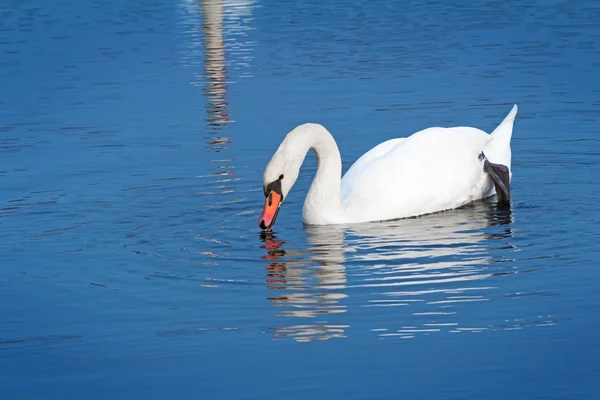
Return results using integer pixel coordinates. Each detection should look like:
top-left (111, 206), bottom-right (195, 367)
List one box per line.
top-left (2, 0), bottom-right (600, 398)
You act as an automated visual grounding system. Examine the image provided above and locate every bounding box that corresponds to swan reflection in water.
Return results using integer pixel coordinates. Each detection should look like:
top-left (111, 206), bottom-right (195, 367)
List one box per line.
top-left (260, 200), bottom-right (519, 342)
top-left (262, 224), bottom-right (349, 342)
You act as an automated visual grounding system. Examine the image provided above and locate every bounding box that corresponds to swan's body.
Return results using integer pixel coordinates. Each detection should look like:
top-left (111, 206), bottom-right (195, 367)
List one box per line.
top-left (259, 105), bottom-right (517, 228)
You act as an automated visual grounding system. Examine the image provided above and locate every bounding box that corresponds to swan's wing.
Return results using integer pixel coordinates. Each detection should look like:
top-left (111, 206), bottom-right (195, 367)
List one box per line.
top-left (341, 138), bottom-right (405, 200)
top-left (341, 127), bottom-right (492, 221)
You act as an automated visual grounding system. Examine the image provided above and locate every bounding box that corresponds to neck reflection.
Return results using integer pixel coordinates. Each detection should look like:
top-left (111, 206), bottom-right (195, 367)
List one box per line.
top-left (261, 226), bottom-right (349, 342)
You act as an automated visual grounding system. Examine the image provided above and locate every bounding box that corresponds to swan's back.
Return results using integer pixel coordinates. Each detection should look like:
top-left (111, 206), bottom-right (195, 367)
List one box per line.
top-left (341, 126), bottom-right (492, 222)
top-left (340, 137), bottom-right (405, 200)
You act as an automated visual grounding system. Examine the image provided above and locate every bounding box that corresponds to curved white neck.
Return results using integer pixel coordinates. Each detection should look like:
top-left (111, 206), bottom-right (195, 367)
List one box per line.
top-left (264, 123), bottom-right (346, 225)
top-left (300, 126), bottom-right (344, 225)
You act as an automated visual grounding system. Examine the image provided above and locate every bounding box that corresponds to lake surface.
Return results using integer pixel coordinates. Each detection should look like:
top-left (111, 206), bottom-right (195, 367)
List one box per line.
top-left (2, 0), bottom-right (600, 398)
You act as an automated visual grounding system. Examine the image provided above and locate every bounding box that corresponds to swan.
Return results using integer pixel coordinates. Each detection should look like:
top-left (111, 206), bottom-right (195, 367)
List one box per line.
top-left (259, 105), bottom-right (517, 230)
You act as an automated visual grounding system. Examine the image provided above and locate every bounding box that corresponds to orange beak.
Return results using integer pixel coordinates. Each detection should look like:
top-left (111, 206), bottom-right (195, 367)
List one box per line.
top-left (259, 190), bottom-right (282, 231)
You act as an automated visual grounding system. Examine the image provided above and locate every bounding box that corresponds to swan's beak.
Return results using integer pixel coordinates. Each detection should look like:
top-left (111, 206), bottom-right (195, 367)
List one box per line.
top-left (259, 190), bottom-right (282, 231)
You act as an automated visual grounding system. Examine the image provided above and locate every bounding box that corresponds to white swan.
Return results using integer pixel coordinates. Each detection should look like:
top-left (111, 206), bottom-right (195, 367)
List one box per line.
top-left (259, 105), bottom-right (517, 229)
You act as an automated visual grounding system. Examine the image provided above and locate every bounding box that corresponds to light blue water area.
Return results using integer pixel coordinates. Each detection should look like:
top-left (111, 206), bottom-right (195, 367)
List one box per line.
top-left (1, 0), bottom-right (600, 399)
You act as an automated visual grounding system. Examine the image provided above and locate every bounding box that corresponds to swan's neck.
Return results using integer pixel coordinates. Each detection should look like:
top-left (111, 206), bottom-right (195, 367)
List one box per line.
top-left (299, 126), bottom-right (344, 225)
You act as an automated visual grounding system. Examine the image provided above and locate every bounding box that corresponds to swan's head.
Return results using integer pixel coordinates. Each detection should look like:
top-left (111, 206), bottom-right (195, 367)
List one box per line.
top-left (259, 127), bottom-right (309, 231)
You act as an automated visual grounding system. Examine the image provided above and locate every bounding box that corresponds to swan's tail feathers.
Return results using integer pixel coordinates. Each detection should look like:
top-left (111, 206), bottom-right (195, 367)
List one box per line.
top-left (491, 104), bottom-right (518, 140)
top-left (480, 152), bottom-right (511, 204)
top-left (483, 104), bottom-right (518, 170)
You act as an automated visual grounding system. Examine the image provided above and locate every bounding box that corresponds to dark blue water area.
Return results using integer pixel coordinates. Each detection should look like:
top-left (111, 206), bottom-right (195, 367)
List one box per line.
top-left (1, 0), bottom-right (600, 399)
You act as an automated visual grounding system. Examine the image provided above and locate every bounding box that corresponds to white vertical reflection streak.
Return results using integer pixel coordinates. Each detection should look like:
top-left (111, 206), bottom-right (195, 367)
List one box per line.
top-left (179, 0), bottom-right (256, 134)
top-left (178, 0), bottom-right (257, 220)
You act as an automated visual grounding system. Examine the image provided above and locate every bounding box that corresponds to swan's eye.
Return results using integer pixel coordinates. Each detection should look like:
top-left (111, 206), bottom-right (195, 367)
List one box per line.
top-left (279, 174), bottom-right (284, 180)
